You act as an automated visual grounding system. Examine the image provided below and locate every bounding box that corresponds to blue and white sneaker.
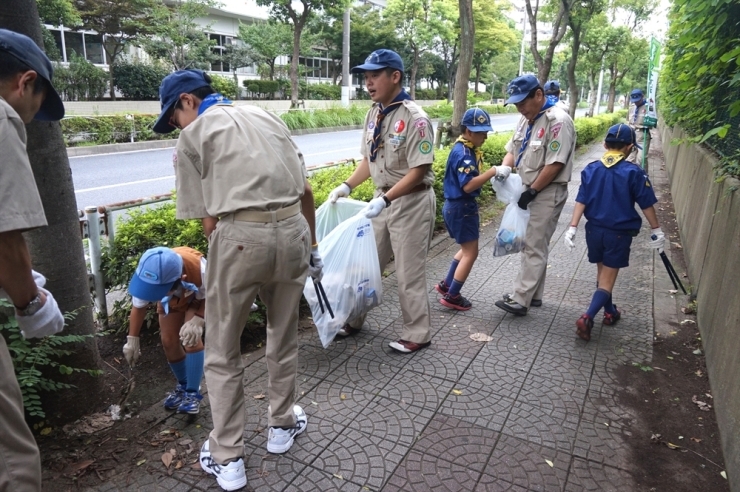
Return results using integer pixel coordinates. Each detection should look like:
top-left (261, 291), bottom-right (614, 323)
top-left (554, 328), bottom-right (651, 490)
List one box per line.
top-left (266, 405), bottom-right (308, 454)
top-left (176, 391), bottom-right (203, 414)
top-left (200, 439), bottom-right (247, 491)
top-left (163, 384), bottom-right (186, 411)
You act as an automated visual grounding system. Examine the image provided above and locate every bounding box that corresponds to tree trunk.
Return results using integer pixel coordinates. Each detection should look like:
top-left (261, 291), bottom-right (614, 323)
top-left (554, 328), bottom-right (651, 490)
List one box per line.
top-left (409, 48), bottom-right (419, 100)
top-left (452, 0), bottom-right (474, 129)
top-left (587, 72), bottom-right (597, 116)
top-left (606, 65), bottom-right (617, 113)
top-left (526, 0), bottom-right (569, 84)
top-left (290, 22), bottom-right (303, 107)
top-left (566, 28), bottom-right (581, 118)
top-left (232, 71), bottom-right (240, 100)
top-left (0, 0), bottom-right (103, 424)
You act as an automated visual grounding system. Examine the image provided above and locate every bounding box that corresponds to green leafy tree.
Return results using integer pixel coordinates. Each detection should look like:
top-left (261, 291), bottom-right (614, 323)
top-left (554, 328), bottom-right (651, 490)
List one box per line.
top-left (432, 0), bottom-right (460, 102)
top-left (604, 31), bottom-right (645, 112)
top-left (36, 0), bottom-right (81, 61)
top-left (143, 0), bottom-right (216, 71)
top-left (74, 0), bottom-right (160, 99)
top-left (347, 4), bottom-right (403, 70)
top-left (576, 13), bottom-right (625, 115)
top-left (255, 0), bottom-right (352, 107)
top-left (524, 0), bottom-right (569, 83)
top-left (238, 21), bottom-right (292, 81)
top-left (219, 43), bottom-right (255, 99)
top-left (472, 0), bottom-right (517, 94)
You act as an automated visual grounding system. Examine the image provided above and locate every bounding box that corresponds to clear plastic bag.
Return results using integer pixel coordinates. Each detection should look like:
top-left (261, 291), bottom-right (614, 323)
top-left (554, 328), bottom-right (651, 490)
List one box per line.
top-left (491, 172), bottom-right (523, 204)
top-left (303, 213), bottom-right (383, 348)
top-left (314, 197), bottom-right (368, 242)
top-left (492, 203), bottom-right (530, 256)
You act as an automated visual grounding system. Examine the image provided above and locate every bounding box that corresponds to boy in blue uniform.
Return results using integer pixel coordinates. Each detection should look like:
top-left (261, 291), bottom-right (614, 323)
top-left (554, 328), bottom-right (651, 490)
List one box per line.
top-left (564, 124), bottom-right (665, 341)
top-left (436, 108), bottom-right (510, 310)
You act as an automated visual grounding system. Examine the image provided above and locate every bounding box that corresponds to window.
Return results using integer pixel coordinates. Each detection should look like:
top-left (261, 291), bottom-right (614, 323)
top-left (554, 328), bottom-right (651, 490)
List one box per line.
top-left (65, 31), bottom-right (84, 59)
top-left (85, 34), bottom-right (104, 64)
top-left (50, 29), bottom-right (64, 60)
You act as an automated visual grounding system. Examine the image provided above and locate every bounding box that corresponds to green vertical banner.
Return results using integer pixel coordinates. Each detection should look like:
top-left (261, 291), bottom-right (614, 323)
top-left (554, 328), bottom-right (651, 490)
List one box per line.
top-left (646, 37), bottom-right (661, 118)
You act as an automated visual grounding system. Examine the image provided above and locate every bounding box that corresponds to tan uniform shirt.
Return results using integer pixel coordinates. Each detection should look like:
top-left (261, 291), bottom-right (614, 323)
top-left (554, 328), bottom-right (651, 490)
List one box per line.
top-left (505, 106), bottom-right (576, 187)
top-left (628, 103), bottom-right (647, 129)
top-left (361, 100), bottom-right (435, 189)
top-left (175, 104), bottom-right (307, 220)
top-left (0, 97), bottom-right (47, 233)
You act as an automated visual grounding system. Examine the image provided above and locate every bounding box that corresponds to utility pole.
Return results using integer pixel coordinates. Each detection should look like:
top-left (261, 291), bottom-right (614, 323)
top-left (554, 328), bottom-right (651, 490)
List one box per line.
top-left (518, 10), bottom-right (526, 76)
top-left (341, 8), bottom-right (351, 107)
top-left (594, 61), bottom-right (604, 116)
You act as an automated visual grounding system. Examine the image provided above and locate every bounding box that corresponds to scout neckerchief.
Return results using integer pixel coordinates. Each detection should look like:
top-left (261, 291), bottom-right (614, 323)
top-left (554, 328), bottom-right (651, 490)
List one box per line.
top-left (197, 93), bottom-right (233, 116)
top-left (600, 150), bottom-right (627, 168)
top-left (455, 136), bottom-right (483, 167)
top-left (632, 100), bottom-right (645, 124)
top-left (546, 95), bottom-right (559, 106)
top-left (160, 280), bottom-right (200, 315)
top-left (514, 98), bottom-right (555, 168)
top-left (369, 90), bottom-right (412, 162)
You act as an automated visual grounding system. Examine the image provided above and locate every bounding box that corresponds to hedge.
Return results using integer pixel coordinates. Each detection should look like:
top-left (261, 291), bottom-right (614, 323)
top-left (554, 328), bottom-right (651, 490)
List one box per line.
top-left (112, 63), bottom-right (170, 100)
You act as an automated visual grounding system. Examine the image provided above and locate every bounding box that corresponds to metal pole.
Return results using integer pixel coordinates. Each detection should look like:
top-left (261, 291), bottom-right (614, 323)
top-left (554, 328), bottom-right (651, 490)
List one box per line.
top-left (594, 62), bottom-right (605, 116)
top-left (518, 13), bottom-right (527, 76)
top-left (85, 206), bottom-right (108, 324)
top-left (341, 8), bottom-right (351, 108)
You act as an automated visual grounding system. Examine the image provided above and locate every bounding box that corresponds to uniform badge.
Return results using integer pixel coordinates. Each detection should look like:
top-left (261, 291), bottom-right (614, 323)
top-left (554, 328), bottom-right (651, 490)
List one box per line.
top-left (419, 129), bottom-right (425, 138)
top-left (464, 168), bottom-right (471, 174)
top-left (549, 140), bottom-right (561, 152)
top-left (419, 141), bottom-right (432, 154)
top-left (368, 121), bottom-right (375, 130)
top-left (537, 128), bottom-right (545, 138)
top-left (458, 167), bottom-right (464, 173)
top-left (394, 120), bottom-right (405, 133)
top-left (550, 122), bottom-right (562, 138)
top-left (477, 114), bottom-right (487, 123)
top-left (415, 120), bottom-right (427, 129)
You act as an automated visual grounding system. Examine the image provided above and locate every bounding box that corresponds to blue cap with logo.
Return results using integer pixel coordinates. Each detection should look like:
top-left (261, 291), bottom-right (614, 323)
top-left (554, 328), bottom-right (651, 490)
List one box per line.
top-left (153, 69), bottom-right (211, 134)
top-left (462, 108), bottom-right (492, 132)
top-left (128, 247), bottom-right (183, 302)
top-left (351, 49), bottom-right (404, 74)
top-left (605, 123), bottom-right (642, 149)
top-left (0, 29), bottom-right (64, 121)
top-left (505, 74), bottom-right (541, 105)
top-left (544, 80), bottom-right (560, 94)
top-left (629, 89), bottom-right (644, 103)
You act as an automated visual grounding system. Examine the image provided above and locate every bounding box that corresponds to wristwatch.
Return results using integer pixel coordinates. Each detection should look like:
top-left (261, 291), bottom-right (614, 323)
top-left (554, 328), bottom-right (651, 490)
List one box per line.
top-left (381, 194), bottom-right (392, 207)
top-left (15, 292), bottom-right (43, 317)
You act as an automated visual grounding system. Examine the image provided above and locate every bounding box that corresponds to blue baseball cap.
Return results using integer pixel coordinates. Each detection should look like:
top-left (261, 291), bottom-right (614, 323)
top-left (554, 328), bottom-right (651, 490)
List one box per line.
top-left (629, 89), bottom-right (644, 103)
top-left (153, 69), bottom-right (211, 134)
top-left (544, 80), bottom-right (560, 94)
top-left (351, 49), bottom-right (404, 74)
top-left (0, 29), bottom-right (64, 121)
top-left (605, 123), bottom-right (642, 149)
top-left (128, 247), bottom-right (183, 302)
top-left (505, 74), bottom-right (541, 105)
top-left (462, 108), bottom-right (492, 132)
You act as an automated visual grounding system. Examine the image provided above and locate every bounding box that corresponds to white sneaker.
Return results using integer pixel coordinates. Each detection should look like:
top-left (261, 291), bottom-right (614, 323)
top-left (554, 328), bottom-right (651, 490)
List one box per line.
top-left (199, 439), bottom-right (247, 491)
top-left (266, 405), bottom-right (308, 454)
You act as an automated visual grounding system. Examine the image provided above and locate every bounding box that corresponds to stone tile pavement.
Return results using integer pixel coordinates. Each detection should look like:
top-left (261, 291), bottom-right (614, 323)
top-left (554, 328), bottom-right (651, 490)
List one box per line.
top-left (77, 141), bottom-right (662, 491)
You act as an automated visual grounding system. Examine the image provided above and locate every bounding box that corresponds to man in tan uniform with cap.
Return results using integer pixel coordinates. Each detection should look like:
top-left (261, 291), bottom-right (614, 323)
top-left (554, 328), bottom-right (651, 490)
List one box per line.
top-left (495, 75), bottom-right (575, 316)
top-left (328, 49), bottom-right (435, 353)
top-left (153, 70), bottom-right (323, 491)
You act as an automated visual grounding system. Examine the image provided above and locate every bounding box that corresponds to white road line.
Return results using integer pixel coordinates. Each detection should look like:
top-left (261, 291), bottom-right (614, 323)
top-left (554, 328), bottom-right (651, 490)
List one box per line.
top-left (76, 175), bottom-right (175, 193)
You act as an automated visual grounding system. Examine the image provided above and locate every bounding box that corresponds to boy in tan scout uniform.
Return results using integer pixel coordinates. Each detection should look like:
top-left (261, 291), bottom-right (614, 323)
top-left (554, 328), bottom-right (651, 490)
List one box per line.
top-left (627, 88), bottom-right (649, 166)
top-left (494, 74), bottom-right (576, 316)
top-left (329, 49), bottom-right (436, 353)
top-left (153, 70), bottom-right (323, 491)
top-left (0, 28), bottom-right (66, 492)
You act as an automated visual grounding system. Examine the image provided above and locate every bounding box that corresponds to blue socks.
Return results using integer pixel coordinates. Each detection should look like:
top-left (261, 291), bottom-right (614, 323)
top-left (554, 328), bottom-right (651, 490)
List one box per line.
top-left (449, 279), bottom-right (464, 297)
top-left (586, 288), bottom-right (611, 319)
top-left (445, 259), bottom-right (459, 287)
top-left (185, 350), bottom-right (205, 393)
top-left (168, 358), bottom-right (187, 387)
top-left (603, 293), bottom-right (616, 314)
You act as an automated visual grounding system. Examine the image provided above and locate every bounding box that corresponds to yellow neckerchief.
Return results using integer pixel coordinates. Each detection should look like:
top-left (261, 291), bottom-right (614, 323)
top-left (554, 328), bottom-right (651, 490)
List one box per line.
top-left (456, 136), bottom-right (483, 167)
top-left (600, 150), bottom-right (627, 168)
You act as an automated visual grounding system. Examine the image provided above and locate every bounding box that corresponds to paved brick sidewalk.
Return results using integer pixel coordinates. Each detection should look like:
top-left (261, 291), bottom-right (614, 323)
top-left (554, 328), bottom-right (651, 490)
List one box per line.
top-left (73, 141), bottom-right (658, 491)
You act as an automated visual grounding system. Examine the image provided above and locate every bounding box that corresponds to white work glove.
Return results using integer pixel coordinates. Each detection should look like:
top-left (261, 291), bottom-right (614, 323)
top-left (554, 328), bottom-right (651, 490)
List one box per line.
top-left (16, 287), bottom-right (65, 339)
top-left (328, 183), bottom-right (351, 204)
top-left (250, 302), bottom-right (258, 312)
top-left (122, 336), bottom-right (140, 367)
top-left (493, 165), bottom-right (511, 182)
top-left (649, 227), bottom-right (665, 251)
top-left (179, 315), bottom-right (205, 348)
top-left (308, 246), bottom-right (324, 282)
top-left (564, 226), bottom-right (577, 251)
top-left (363, 196), bottom-right (387, 219)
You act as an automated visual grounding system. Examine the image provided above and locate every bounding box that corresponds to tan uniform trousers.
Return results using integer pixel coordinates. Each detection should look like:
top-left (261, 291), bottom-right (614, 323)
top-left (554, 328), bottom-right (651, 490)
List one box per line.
top-left (513, 183), bottom-right (569, 307)
top-left (0, 335), bottom-right (41, 492)
top-left (204, 212), bottom-right (310, 465)
top-left (349, 188), bottom-right (436, 344)
top-left (628, 128), bottom-right (650, 169)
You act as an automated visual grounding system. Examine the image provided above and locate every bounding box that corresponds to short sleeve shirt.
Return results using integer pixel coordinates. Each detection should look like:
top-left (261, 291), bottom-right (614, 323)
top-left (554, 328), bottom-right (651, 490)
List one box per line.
top-left (0, 97), bottom-right (47, 233)
top-left (360, 99), bottom-right (435, 189)
top-left (505, 105), bottom-right (575, 187)
top-left (628, 103), bottom-right (647, 129)
top-left (175, 104), bottom-right (307, 219)
top-left (443, 142), bottom-right (482, 200)
top-left (131, 247), bottom-right (206, 308)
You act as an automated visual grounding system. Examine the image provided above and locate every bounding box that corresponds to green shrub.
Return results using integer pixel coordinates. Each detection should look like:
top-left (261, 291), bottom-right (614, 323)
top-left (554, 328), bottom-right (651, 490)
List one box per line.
top-left (209, 74), bottom-right (238, 99)
top-left (303, 83), bottom-right (341, 100)
top-left (243, 79), bottom-right (283, 99)
top-left (424, 102), bottom-right (454, 119)
top-left (279, 105), bottom-right (367, 130)
top-left (112, 62), bottom-right (170, 100)
top-left (61, 114), bottom-right (179, 146)
top-left (54, 53), bottom-right (108, 101)
top-left (415, 88), bottom-right (439, 100)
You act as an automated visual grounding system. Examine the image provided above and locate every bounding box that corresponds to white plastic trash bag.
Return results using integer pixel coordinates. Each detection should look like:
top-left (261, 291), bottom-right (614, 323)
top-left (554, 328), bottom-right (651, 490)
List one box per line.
top-left (304, 213), bottom-right (383, 348)
top-left (315, 197), bottom-right (368, 242)
top-left (491, 173), bottom-right (529, 257)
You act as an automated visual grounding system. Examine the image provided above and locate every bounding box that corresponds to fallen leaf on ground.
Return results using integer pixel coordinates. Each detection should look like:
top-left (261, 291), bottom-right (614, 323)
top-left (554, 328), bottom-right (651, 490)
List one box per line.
top-left (695, 370), bottom-right (703, 377)
top-left (665, 442), bottom-right (680, 450)
top-left (452, 389), bottom-right (463, 396)
top-left (692, 395), bottom-right (712, 411)
top-left (162, 452), bottom-right (173, 469)
top-left (136, 459), bottom-right (147, 466)
top-left (680, 320), bottom-right (695, 325)
top-left (253, 394), bottom-right (265, 400)
top-left (545, 459), bottom-right (554, 467)
top-left (650, 433), bottom-right (662, 442)
top-left (721, 471), bottom-right (727, 479)
top-left (175, 461), bottom-right (183, 469)
top-left (333, 473), bottom-right (344, 480)
top-left (68, 460), bottom-right (95, 475)
top-left (705, 393), bottom-right (713, 399)
top-left (470, 333), bottom-right (493, 342)
top-left (668, 289), bottom-right (678, 294)
top-left (40, 427), bottom-right (52, 436)
top-left (678, 436), bottom-right (684, 440)
top-left (340, 394), bottom-right (346, 400)
top-left (690, 437), bottom-right (702, 443)
top-left (693, 349), bottom-right (702, 355)
top-left (653, 367), bottom-right (666, 371)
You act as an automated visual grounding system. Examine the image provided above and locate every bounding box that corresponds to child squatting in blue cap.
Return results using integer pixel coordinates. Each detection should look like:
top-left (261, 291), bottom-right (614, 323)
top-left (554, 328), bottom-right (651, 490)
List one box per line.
top-left (563, 123), bottom-right (664, 341)
top-left (435, 109), bottom-right (512, 310)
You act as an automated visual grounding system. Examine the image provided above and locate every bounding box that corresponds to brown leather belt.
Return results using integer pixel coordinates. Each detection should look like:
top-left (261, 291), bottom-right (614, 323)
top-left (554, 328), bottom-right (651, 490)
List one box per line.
top-left (231, 202), bottom-right (301, 223)
top-left (379, 183), bottom-right (431, 194)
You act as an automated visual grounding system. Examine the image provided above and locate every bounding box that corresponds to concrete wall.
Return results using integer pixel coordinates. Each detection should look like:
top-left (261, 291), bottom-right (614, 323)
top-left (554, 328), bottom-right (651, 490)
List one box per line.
top-left (660, 122), bottom-right (740, 491)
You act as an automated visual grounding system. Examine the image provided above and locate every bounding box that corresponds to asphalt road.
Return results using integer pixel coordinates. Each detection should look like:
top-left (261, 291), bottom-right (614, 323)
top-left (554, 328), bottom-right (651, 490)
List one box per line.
top-left (71, 110), bottom-right (588, 210)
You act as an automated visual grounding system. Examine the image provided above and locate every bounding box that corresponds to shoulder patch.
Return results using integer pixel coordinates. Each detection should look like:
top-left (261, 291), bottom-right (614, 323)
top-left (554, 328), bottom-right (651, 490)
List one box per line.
top-left (550, 122), bottom-right (563, 139)
top-left (549, 140), bottom-right (561, 152)
top-left (419, 141), bottom-right (433, 154)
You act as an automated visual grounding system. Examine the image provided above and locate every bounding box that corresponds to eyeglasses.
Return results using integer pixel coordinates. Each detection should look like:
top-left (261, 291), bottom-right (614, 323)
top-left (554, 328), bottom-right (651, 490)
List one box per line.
top-left (168, 99), bottom-right (183, 130)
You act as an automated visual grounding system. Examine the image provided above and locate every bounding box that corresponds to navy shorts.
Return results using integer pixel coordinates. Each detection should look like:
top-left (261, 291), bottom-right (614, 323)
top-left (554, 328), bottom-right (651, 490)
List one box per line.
top-left (443, 199), bottom-right (479, 244)
top-left (585, 223), bottom-right (634, 268)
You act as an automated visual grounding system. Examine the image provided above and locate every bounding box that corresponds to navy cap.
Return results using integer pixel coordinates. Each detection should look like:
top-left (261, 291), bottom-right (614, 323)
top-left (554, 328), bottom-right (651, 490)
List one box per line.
top-left (605, 123), bottom-right (642, 149)
top-left (505, 74), bottom-right (541, 105)
top-left (629, 89), bottom-right (644, 103)
top-left (461, 108), bottom-right (492, 132)
top-left (544, 80), bottom-right (560, 94)
top-left (0, 29), bottom-right (64, 121)
top-left (351, 49), bottom-right (404, 74)
top-left (153, 69), bottom-right (211, 134)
